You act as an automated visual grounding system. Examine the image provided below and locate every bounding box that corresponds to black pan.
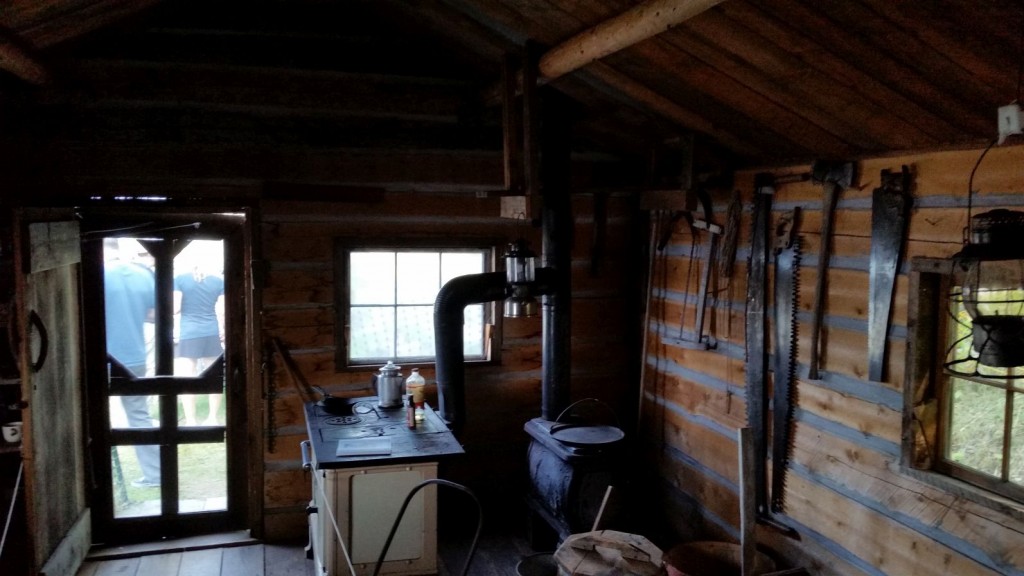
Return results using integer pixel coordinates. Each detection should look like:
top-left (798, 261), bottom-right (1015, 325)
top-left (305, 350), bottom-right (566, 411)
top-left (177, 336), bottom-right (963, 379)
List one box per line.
top-left (313, 386), bottom-right (352, 416)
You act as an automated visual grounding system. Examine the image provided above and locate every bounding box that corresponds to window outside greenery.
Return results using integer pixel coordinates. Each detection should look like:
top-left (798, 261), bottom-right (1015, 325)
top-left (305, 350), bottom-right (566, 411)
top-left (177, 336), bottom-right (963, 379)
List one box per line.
top-left (344, 247), bottom-right (491, 366)
top-left (942, 301), bottom-right (1024, 492)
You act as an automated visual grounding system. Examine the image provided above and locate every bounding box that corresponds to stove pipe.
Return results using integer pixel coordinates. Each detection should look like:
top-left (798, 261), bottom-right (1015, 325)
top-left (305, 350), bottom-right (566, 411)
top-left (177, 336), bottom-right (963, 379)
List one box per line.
top-left (433, 267), bottom-right (558, 435)
top-left (433, 272), bottom-right (507, 434)
top-left (434, 89), bottom-right (573, 435)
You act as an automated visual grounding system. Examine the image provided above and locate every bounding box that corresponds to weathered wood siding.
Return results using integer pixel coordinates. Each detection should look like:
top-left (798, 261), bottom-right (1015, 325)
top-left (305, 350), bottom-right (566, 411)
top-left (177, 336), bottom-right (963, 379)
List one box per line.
top-left (261, 188), bottom-right (642, 538)
top-left (644, 145), bottom-right (1024, 575)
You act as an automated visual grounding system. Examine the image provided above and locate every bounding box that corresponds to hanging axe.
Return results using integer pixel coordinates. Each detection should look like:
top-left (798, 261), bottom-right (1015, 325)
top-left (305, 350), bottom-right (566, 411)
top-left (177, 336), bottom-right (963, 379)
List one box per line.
top-left (806, 160), bottom-right (856, 381)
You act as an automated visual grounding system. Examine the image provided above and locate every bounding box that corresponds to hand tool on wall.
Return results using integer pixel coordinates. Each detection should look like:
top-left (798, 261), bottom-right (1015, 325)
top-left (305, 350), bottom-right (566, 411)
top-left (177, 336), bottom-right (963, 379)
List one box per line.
top-left (271, 336), bottom-right (317, 404)
top-left (867, 166), bottom-right (913, 382)
top-left (668, 186), bottom-right (721, 350)
top-left (719, 188), bottom-right (742, 280)
top-left (744, 173), bottom-right (774, 516)
top-left (806, 160), bottom-right (856, 380)
top-left (771, 208), bottom-right (801, 514)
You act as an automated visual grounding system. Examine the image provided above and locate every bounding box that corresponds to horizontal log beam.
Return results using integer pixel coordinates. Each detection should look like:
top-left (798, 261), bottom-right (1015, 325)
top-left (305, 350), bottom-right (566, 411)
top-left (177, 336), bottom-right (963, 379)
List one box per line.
top-left (0, 33), bottom-right (49, 84)
top-left (538, 0), bottom-right (727, 82)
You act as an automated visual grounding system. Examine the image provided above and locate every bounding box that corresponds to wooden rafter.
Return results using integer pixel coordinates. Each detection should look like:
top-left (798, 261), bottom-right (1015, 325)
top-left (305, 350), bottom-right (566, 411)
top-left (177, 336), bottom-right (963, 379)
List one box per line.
top-left (538, 0), bottom-right (727, 82)
top-left (0, 31), bottom-right (49, 84)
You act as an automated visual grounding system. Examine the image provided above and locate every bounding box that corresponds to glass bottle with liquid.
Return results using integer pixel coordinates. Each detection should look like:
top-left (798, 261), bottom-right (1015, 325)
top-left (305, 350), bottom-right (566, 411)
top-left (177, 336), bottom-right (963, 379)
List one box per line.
top-left (405, 368), bottom-right (426, 422)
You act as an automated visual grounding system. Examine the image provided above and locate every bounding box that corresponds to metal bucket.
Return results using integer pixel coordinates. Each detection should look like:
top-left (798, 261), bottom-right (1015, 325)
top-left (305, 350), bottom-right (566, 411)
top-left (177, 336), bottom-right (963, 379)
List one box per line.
top-left (516, 552), bottom-right (558, 576)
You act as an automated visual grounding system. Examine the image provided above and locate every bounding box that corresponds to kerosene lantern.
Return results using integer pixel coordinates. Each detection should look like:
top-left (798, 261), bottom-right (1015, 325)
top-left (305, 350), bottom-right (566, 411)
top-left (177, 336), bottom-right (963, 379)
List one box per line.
top-left (503, 239), bottom-right (538, 318)
top-left (945, 209), bottom-right (1024, 375)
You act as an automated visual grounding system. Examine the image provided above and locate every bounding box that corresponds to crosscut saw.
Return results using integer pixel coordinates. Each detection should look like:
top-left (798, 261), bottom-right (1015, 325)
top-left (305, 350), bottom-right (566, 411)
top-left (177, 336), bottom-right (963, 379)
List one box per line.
top-left (771, 208), bottom-right (801, 514)
top-left (744, 174), bottom-right (774, 517)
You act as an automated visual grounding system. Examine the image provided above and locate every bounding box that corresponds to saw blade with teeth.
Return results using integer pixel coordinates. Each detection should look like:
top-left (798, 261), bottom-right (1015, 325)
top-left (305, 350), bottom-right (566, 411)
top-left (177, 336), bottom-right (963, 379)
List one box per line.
top-left (770, 213), bottom-right (801, 514)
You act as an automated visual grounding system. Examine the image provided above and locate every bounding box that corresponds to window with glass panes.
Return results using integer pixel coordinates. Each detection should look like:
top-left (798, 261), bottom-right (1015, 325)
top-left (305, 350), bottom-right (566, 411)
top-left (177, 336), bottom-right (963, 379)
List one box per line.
top-left (337, 246), bottom-right (494, 367)
top-left (904, 260), bottom-right (1024, 507)
top-left (938, 298), bottom-right (1024, 501)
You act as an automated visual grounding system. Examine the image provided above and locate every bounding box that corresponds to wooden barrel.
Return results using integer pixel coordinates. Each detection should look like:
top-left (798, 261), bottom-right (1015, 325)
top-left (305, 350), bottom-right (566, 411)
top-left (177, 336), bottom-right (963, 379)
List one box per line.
top-left (664, 541), bottom-right (775, 576)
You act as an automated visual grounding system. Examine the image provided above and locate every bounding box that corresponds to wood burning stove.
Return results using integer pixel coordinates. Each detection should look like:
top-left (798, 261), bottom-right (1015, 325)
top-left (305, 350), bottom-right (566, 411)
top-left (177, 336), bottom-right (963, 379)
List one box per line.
top-left (523, 413), bottom-right (625, 543)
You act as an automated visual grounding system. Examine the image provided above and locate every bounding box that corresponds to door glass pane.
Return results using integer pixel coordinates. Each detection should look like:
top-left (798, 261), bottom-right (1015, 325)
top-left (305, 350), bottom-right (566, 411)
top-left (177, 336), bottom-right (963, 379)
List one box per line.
top-left (103, 238), bottom-right (155, 376)
top-left (1013, 391), bottom-right (1023, 485)
top-left (173, 240), bottom-right (225, 380)
top-left (179, 443), bottom-right (227, 513)
top-left (112, 444), bottom-right (161, 519)
top-left (110, 395), bottom-right (159, 430)
top-left (173, 240), bottom-right (226, 431)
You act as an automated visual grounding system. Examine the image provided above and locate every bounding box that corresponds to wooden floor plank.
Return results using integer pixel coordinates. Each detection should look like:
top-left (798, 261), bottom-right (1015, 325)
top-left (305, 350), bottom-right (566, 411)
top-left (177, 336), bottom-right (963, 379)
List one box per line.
top-left (93, 557), bottom-right (140, 576)
top-left (220, 544), bottom-right (264, 576)
top-left (73, 517), bottom-right (535, 576)
top-left (177, 547), bottom-right (223, 576)
top-left (137, 552), bottom-right (182, 576)
top-left (76, 560), bottom-right (101, 576)
top-left (264, 542), bottom-right (314, 576)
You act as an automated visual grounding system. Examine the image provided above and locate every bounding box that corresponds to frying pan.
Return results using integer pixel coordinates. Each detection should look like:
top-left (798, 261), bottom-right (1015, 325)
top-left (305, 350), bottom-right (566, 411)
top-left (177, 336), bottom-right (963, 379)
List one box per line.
top-left (312, 386), bottom-right (352, 416)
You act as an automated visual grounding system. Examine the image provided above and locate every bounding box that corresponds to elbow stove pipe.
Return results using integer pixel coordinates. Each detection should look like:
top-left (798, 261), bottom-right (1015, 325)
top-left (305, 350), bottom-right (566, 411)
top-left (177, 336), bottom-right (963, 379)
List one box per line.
top-left (433, 268), bottom-right (557, 435)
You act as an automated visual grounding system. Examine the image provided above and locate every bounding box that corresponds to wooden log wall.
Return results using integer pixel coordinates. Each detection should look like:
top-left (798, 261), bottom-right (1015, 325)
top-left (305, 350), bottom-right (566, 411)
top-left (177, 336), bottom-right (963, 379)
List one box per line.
top-left (643, 144), bottom-right (1024, 575)
top-left (260, 188), bottom-right (642, 539)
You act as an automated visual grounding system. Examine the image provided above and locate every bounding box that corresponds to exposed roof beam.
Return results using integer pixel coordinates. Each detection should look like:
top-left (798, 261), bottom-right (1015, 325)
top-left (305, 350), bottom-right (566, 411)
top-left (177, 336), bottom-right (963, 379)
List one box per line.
top-left (0, 32), bottom-right (50, 84)
top-left (15, 0), bottom-right (166, 49)
top-left (582, 62), bottom-right (759, 158)
top-left (538, 0), bottom-right (727, 82)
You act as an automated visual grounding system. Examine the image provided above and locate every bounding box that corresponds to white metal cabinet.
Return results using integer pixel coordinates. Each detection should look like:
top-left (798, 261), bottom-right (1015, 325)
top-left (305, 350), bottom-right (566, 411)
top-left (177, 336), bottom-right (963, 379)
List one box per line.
top-left (310, 458), bottom-right (438, 576)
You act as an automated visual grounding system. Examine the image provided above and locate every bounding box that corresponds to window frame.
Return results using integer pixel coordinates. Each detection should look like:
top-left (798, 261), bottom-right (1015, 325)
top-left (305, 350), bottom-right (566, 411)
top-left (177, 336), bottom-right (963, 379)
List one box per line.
top-left (904, 257), bottom-right (1024, 510)
top-left (333, 238), bottom-right (502, 371)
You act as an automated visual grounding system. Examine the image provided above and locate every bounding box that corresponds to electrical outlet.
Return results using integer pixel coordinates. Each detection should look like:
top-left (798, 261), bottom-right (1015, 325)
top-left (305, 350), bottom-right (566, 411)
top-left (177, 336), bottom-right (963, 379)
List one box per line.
top-left (998, 103), bottom-right (1023, 144)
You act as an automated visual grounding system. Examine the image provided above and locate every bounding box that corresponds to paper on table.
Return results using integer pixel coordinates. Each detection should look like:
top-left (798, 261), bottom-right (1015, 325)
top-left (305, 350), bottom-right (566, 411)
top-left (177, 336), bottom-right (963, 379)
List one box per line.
top-left (336, 437), bottom-right (392, 457)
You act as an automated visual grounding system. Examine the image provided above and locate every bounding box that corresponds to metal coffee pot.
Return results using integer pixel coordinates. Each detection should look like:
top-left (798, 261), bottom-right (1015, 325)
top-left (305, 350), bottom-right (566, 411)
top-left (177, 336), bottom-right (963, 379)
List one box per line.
top-left (372, 360), bottom-right (404, 408)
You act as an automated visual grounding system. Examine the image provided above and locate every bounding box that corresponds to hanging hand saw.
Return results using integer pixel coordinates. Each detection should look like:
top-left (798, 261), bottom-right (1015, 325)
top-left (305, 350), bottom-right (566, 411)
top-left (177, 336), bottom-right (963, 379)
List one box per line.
top-left (867, 166), bottom-right (912, 382)
top-left (744, 174), bottom-right (774, 516)
top-left (771, 208), bottom-right (801, 514)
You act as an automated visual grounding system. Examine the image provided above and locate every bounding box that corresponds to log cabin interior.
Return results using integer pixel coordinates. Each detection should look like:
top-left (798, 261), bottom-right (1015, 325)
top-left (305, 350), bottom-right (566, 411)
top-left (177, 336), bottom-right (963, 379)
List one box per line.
top-left (1, 1), bottom-right (1024, 575)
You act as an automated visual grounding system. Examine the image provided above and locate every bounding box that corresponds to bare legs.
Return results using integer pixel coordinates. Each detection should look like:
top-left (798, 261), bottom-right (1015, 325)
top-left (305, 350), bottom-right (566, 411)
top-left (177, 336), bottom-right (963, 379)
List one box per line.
top-left (179, 355), bottom-right (222, 426)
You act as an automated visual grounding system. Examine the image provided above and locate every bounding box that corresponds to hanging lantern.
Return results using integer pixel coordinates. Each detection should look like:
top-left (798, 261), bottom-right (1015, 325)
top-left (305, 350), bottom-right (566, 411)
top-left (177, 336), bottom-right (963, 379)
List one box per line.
top-left (503, 239), bottom-right (538, 318)
top-left (945, 209), bottom-right (1024, 375)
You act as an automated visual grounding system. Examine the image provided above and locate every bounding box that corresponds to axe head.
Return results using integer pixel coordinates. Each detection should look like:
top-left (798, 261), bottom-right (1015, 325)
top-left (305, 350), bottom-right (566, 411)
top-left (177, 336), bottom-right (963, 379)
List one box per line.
top-left (811, 160), bottom-right (855, 190)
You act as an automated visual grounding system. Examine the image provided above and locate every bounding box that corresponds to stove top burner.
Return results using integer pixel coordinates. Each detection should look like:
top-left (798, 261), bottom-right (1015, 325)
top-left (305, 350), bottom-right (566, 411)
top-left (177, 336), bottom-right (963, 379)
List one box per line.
top-left (324, 415), bottom-right (362, 426)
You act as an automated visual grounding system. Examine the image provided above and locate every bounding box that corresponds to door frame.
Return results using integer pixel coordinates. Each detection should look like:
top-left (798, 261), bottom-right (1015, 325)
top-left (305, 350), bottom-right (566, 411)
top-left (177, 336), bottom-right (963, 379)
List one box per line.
top-left (79, 207), bottom-right (262, 544)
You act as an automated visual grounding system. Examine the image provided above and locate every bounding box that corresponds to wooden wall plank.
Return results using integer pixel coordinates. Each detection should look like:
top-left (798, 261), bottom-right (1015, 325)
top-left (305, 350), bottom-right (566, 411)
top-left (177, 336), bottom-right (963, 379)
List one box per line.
top-left (264, 469), bottom-right (310, 509)
top-left (784, 473), bottom-right (1000, 576)
top-left (660, 400), bottom-right (737, 482)
top-left (652, 145), bottom-right (1024, 575)
top-left (796, 381), bottom-right (901, 444)
top-left (656, 445), bottom-right (739, 529)
top-left (70, 61), bottom-right (473, 119)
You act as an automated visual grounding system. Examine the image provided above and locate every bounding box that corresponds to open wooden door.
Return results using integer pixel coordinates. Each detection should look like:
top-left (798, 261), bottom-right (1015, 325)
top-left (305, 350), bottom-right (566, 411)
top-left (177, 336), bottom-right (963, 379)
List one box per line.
top-left (14, 216), bottom-right (90, 575)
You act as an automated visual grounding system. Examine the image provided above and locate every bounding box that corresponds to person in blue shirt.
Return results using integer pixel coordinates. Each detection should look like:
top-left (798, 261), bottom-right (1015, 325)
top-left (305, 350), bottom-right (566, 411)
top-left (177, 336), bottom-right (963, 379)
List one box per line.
top-left (104, 238), bottom-right (161, 488)
top-left (174, 265), bottom-right (225, 426)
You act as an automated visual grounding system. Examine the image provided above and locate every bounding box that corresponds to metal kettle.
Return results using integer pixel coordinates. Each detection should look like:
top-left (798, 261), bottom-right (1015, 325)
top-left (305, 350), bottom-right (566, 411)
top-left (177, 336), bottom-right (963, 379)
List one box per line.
top-left (372, 360), bottom-right (404, 408)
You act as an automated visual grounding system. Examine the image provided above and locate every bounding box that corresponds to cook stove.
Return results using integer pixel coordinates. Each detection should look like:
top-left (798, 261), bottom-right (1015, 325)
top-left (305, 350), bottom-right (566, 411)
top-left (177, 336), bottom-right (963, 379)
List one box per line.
top-left (303, 396), bottom-right (463, 576)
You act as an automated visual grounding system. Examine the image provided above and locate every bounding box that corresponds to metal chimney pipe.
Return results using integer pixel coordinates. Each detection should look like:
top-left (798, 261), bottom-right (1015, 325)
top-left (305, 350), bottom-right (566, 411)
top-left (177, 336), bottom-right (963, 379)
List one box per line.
top-left (540, 91), bottom-right (573, 421)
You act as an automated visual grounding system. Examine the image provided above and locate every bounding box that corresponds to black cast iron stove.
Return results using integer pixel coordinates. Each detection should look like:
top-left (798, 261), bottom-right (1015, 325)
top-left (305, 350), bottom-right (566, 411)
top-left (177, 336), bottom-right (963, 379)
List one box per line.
top-left (523, 416), bottom-right (625, 542)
